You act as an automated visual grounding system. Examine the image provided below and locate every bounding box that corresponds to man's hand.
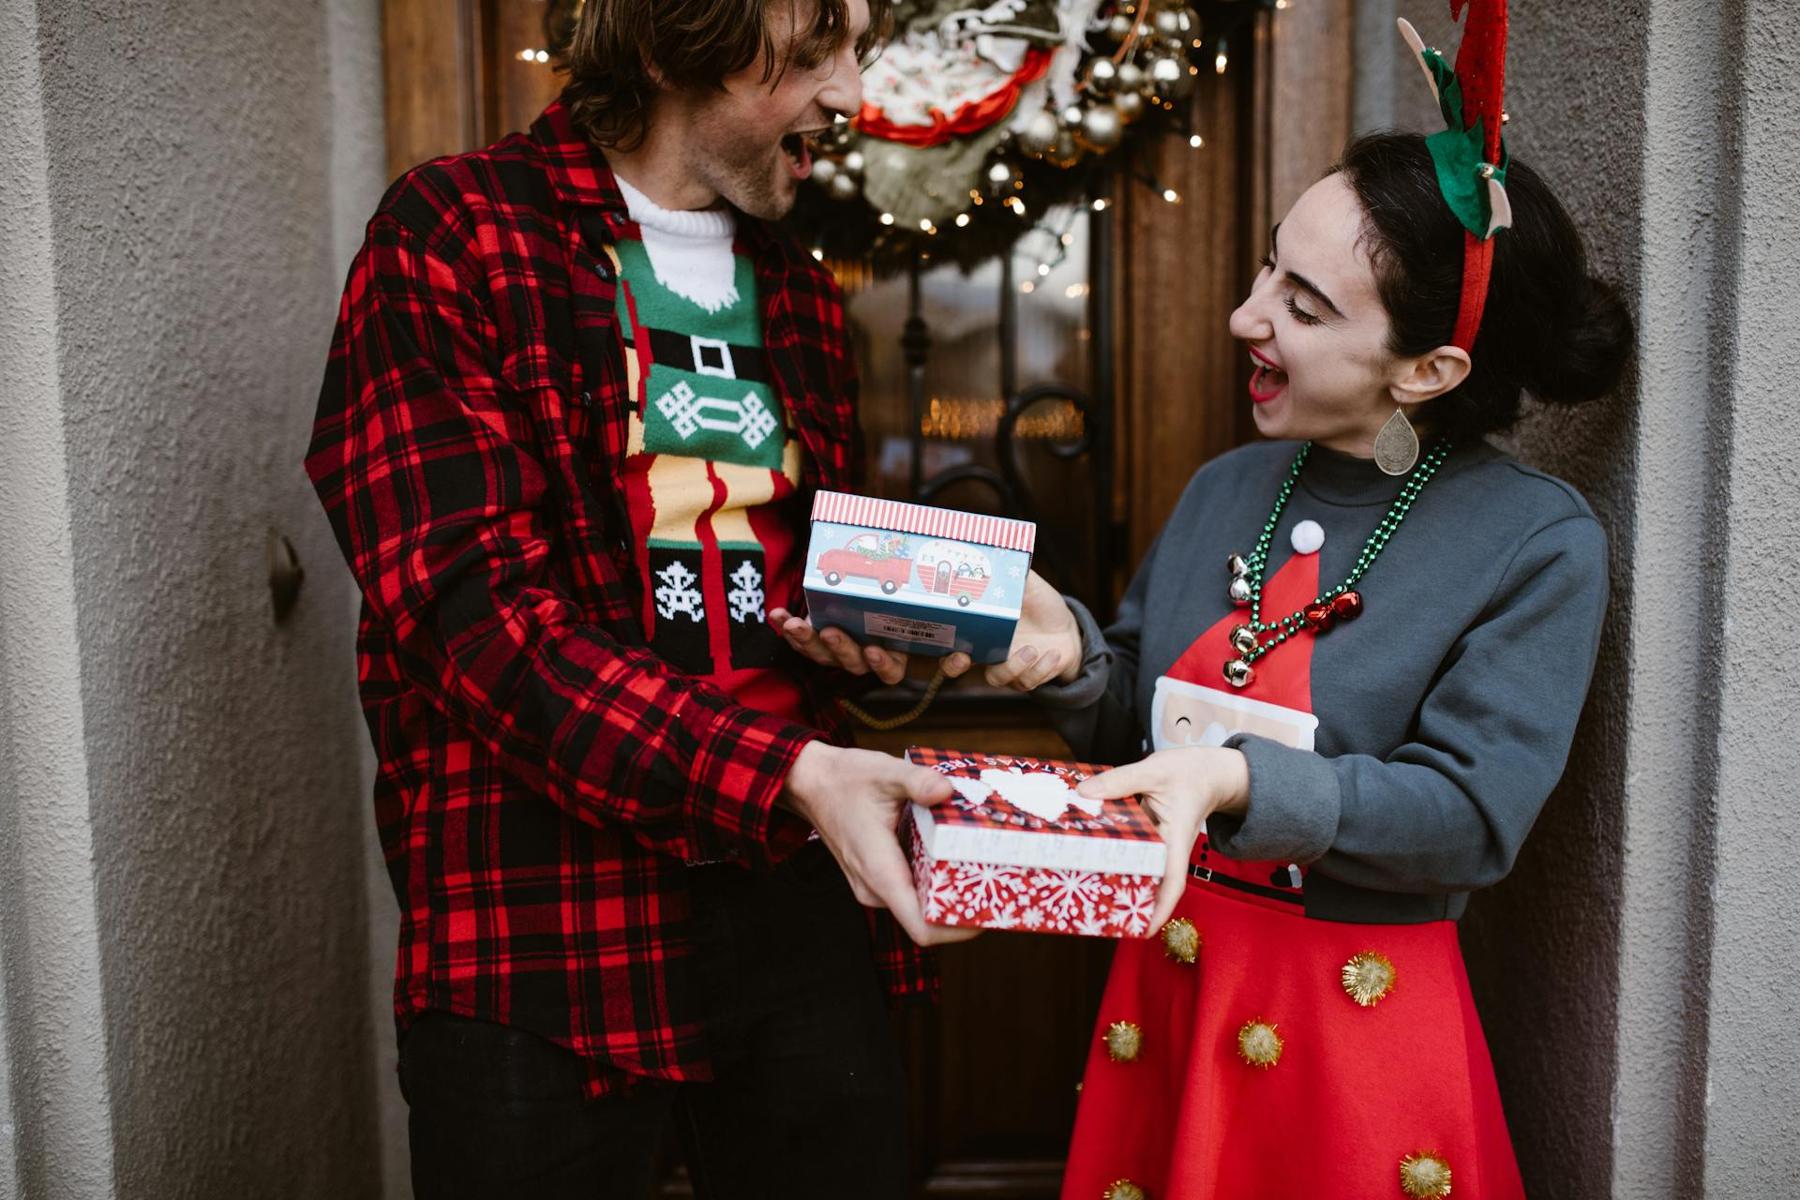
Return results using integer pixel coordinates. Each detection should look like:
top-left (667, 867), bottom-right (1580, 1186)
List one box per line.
top-left (768, 607), bottom-right (910, 686)
top-left (1075, 747), bottom-right (1251, 933)
top-left (941, 570), bottom-right (1082, 691)
top-left (782, 742), bottom-right (982, 947)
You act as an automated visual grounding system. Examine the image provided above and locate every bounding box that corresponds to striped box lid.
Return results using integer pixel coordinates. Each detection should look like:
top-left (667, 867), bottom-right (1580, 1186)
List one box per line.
top-left (810, 491), bottom-right (1036, 554)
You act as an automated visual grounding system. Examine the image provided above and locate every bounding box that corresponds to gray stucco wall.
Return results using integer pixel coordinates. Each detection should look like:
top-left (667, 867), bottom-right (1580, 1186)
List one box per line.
top-left (1, 0), bottom-right (389, 1194)
top-left (1356, 1), bottom-right (1800, 1196)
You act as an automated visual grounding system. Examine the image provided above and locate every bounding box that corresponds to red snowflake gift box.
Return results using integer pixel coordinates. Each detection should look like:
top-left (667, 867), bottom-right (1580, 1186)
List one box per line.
top-left (903, 748), bottom-right (1166, 938)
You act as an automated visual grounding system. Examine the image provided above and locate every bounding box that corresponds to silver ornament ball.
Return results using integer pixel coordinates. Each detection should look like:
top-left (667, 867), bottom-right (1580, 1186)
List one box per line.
top-left (1018, 109), bottom-right (1060, 156)
top-left (1116, 61), bottom-right (1147, 95)
top-left (1149, 55), bottom-right (1194, 100)
top-left (1114, 91), bottom-right (1145, 123)
top-left (810, 157), bottom-right (838, 186)
top-left (1088, 57), bottom-right (1119, 95)
top-left (1078, 104), bottom-right (1124, 152)
top-left (828, 172), bottom-right (860, 201)
top-left (842, 149), bottom-right (866, 175)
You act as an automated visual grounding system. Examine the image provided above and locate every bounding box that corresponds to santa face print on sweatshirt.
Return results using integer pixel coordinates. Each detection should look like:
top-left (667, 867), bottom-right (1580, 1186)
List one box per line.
top-left (610, 232), bottom-right (804, 698)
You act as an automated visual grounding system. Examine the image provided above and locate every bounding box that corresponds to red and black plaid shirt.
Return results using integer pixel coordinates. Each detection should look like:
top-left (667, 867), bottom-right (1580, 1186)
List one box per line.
top-left (307, 101), bottom-right (930, 1095)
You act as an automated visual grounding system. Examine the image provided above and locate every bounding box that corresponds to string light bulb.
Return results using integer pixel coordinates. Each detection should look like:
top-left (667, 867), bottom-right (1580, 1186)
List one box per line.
top-left (1021, 280), bottom-right (1036, 294)
top-left (1189, 134), bottom-right (1205, 149)
top-left (1092, 198), bottom-right (1111, 212)
top-left (1162, 188), bottom-right (1181, 204)
top-left (1037, 263), bottom-right (1052, 277)
top-left (1215, 39), bottom-right (1229, 74)
top-left (879, 212), bottom-right (895, 226)
top-left (955, 213), bottom-right (971, 227)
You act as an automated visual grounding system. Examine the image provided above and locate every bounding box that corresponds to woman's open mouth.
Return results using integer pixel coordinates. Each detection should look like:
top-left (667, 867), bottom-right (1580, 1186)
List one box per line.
top-left (780, 132), bottom-right (815, 181)
top-left (1248, 349), bottom-right (1288, 403)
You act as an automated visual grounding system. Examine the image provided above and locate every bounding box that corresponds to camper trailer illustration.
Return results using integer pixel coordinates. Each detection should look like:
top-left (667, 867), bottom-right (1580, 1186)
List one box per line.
top-left (815, 532), bottom-right (912, 593)
top-left (912, 540), bottom-right (993, 607)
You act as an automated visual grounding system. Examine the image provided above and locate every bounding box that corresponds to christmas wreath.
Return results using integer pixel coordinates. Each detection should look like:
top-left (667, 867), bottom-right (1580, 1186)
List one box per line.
top-left (789, 0), bottom-right (1277, 274)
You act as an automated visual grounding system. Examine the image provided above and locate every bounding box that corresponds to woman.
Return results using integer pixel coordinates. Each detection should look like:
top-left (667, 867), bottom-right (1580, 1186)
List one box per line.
top-left (962, 131), bottom-right (1632, 1199)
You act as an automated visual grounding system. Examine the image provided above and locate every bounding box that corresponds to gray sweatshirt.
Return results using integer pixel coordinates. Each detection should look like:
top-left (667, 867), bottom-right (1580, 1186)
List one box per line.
top-left (1038, 439), bottom-right (1609, 923)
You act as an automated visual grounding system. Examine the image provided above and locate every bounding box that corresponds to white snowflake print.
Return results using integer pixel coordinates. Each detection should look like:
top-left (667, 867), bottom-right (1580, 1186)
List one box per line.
top-left (957, 862), bottom-right (1028, 913)
top-left (986, 905), bottom-right (1022, 931)
top-left (1075, 913), bottom-right (1110, 937)
top-left (924, 870), bottom-right (962, 919)
top-left (654, 560), bottom-right (705, 622)
top-left (1008, 565), bottom-right (1023, 580)
top-left (1113, 882), bottom-right (1157, 935)
top-left (1028, 868), bottom-right (1108, 918)
top-left (1020, 906), bottom-right (1046, 929)
top-left (727, 559), bottom-right (765, 624)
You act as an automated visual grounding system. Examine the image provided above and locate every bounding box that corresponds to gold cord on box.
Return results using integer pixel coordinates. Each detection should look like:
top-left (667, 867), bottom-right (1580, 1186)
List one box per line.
top-left (841, 665), bottom-right (949, 731)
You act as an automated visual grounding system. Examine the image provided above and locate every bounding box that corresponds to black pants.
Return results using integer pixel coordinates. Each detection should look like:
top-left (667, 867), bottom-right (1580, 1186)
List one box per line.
top-left (398, 843), bottom-right (909, 1199)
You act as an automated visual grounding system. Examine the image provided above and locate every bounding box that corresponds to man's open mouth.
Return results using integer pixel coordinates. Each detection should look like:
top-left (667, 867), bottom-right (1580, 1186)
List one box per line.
top-left (780, 131), bottom-right (818, 180)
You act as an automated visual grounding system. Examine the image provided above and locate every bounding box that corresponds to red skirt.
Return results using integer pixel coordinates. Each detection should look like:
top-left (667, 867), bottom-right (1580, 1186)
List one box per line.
top-left (1061, 854), bottom-right (1524, 1200)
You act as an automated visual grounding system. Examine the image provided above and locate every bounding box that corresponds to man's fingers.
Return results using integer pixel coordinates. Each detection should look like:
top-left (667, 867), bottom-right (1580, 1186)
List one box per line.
top-left (941, 652), bottom-right (973, 678)
top-left (817, 627), bottom-right (869, 675)
top-left (903, 763), bottom-right (955, 807)
top-left (1076, 759), bottom-right (1158, 803)
top-left (864, 645), bottom-right (907, 686)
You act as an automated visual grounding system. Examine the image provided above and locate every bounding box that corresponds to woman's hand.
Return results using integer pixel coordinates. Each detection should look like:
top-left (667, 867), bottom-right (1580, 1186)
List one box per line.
top-left (941, 570), bottom-right (1082, 690)
top-left (1076, 747), bottom-right (1251, 933)
top-left (767, 607), bottom-right (911, 686)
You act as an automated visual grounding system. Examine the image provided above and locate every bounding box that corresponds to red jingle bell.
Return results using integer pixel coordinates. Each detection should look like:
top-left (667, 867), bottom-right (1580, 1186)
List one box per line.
top-left (1303, 602), bottom-right (1335, 631)
top-left (1331, 590), bottom-right (1365, 621)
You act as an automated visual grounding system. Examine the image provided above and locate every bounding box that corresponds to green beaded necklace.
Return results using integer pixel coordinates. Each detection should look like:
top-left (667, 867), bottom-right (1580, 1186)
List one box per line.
top-left (1223, 440), bottom-right (1453, 689)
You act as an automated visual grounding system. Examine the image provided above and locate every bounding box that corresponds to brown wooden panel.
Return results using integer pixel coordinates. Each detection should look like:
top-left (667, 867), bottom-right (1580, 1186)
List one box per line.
top-left (489, 0), bottom-right (566, 142)
top-left (1266, 0), bottom-right (1356, 222)
top-left (1116, 61), bottom-right (1261, 566)
top-left (382, 0), bottom-right (483, 176)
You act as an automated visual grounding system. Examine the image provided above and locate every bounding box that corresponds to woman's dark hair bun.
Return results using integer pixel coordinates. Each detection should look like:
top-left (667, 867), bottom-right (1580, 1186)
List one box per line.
top-left (1334, 132), bottom-right (1635, 439)
top-left (1528, 273), bottom-right (1634, 407)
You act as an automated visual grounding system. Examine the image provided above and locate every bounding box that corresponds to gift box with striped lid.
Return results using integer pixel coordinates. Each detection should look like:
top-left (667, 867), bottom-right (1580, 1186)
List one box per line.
top-left (803, 491), bottom-right (1035, 663)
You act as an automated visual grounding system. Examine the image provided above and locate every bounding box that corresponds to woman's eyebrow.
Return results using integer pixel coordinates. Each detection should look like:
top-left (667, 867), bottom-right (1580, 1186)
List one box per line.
top-left (1270, 222), bottom-right (1346, 319)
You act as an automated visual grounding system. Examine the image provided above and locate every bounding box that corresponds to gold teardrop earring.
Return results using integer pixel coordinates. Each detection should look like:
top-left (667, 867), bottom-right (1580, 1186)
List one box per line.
top-left (1373, 407), bottom-right (1420, 476)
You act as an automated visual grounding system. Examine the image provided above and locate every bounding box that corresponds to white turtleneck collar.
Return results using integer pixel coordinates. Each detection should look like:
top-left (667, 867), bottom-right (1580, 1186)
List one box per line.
top-left (613, 172), bottom-right (741, 314)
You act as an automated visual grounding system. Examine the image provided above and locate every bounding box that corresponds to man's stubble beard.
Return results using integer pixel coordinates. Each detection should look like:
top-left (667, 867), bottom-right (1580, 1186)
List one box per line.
top-left (689, 119), bottom-right (796, 222)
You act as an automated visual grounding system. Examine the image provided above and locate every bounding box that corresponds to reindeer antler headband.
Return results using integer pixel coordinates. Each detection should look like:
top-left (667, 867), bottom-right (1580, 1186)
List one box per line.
top-left (1396, 0), bottom-right (1511, 353)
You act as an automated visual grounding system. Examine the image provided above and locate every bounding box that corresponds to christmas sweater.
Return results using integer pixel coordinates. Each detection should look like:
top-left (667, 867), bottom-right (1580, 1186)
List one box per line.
top-left (1036, 440), bottom-right (1609, 924)
top-left (609, 175), bottom-right (806, 723)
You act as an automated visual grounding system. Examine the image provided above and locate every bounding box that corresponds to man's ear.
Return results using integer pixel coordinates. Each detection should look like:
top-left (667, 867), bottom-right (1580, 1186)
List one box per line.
top-left (1388, 345), bottom-right (1472, 407)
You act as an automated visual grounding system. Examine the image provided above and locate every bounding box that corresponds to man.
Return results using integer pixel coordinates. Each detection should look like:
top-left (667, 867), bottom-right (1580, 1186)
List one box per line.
top-left (306, 2), bottom-right (970, 1194)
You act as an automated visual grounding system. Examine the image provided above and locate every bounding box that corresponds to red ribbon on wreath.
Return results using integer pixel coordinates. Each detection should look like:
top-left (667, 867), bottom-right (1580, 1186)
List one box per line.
top-left (854, 46), bottom-right (1055, 148)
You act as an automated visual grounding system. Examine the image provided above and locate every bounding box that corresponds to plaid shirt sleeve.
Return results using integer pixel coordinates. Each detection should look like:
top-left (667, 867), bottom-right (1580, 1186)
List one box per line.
top-left (307, 210), bottom-right (817, 867)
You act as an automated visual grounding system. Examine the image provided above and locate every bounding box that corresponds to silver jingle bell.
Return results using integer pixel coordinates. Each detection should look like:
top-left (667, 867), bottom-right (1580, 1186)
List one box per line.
top-left (1227, 553), bottom-right (1251, 577)
top-left (1223, 658), bottom-right (1255, 689)
top-left (1230, 624), bottom-right (1260, 656)
top-left (1228, 575), bottom-right (1255, 605)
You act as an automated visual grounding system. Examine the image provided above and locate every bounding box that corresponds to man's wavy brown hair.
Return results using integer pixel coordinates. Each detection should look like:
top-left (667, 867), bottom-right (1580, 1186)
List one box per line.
top-left (555, 0), bottom-right (893, 151)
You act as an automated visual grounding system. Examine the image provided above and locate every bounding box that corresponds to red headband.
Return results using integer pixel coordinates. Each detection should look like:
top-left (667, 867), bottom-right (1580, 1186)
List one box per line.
top-left (1398, 0), bottom-right (1511, 352)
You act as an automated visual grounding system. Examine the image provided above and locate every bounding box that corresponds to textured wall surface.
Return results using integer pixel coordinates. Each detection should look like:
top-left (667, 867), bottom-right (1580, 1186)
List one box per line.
top-left (1353, 1), bottom-right (1800, 1196)
top-left (2, 0), bottom-right (388, 1194)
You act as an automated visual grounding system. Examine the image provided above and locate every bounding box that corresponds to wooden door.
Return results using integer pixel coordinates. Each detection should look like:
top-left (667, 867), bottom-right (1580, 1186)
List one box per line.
top-left (376, 2), bottom-right (1350, 1193)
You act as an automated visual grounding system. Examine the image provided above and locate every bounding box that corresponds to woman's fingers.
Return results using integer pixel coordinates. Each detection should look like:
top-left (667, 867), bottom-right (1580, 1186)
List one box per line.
top-left (1147, 844), bottom-right (1191, 933)
top-left (863, 644), bottom-right (908, 686)
top-left (941, 652), bottom-right (974, 679)
top-left (1075, 758), bottom-right (1161, 803)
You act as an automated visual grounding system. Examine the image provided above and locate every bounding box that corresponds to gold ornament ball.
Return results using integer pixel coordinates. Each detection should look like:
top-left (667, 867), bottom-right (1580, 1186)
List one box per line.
top-left (1018, 109), bottom-right (1060, 157)
top-left (1078, 105), bottom-right (1124, 152)
top-left (828, 173), bottom-right (860, 201)
top-left (1399, 1153), bottom-right (1453, 1199)
top-left (1160, 917), bottom-right (1200, 964)
top-left (1103, 1020), bottom-right (1144, 1063)
top-left (1341, 951), bottom-right (1398, 1007)
top-left (1046, 132), bottom-right (1085, 170)
top-left (1088, 57), bottom-right (1120, 95)
top-left (1236, 1019), bottom-right (1284, 1068)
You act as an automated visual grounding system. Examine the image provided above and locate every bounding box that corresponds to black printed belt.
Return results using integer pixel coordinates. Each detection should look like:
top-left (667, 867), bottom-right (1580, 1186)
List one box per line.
top-left (645, 328), bottom-right (772, 385)
top-left (1190, 862), bottom-right (1304, 905)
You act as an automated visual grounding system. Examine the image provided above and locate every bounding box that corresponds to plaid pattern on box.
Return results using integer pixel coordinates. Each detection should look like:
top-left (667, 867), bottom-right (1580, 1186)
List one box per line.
top-left (904, 748), bottom-right (1165, 938)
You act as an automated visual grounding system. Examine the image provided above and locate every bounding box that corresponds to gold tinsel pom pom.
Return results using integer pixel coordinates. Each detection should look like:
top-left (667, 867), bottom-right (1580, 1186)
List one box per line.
top-left (1399, 1152), bottom-right (1453, 1198)
top-left (1160, 917), bottom-right (1200, 964)
top-left (1103, 1180), bottom-right (1147, 1200)
top-left (1104, 1020), bottom-right (1144, 1063)
top-left (1236, 1019), bottom-right (1283, 1068)
top-left (1341, 950), bottom-right (1398, 1007)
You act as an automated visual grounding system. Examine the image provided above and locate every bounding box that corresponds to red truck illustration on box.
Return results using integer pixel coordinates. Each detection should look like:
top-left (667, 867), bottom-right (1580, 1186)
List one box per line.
top-left (816, 532), bottom-right (912, 593)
